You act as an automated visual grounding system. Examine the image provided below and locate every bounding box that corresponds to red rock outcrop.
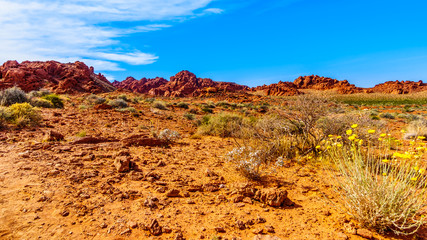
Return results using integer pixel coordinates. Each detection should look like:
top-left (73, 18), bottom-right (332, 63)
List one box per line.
top-left (252, 81), bottom-right (302, 96)
top-left (114, 70), bottom-right (247, 97)
top-left (0, 60), bottom-right (116, 94)
top-left (370, 80), bottom-right (427, 94)
top-left (293, 75), bottom-right (362, 94)
top-left (112, 76), bottom-right (168, 94)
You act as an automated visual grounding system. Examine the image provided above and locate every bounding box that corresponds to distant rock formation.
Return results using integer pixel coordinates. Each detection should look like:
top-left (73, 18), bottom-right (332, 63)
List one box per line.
top-left (293, 75), bottom-right (362, 94)
top-left (370, 80), bottom-right (427, 94)
top-left (112, 76), bottom-right (168, 94)
top-left (0, 60), bottom-right (116, 93)
top-left (115, 70), bottom-right (247, 97)
top-left (252, 81), bottom-right (302, 96)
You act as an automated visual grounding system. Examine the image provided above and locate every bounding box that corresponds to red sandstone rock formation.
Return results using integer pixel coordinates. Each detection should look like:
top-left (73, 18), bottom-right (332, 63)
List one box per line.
top-left (293, 75), bottom-right (362, 94)
top-left (370, 80), bottom-right (427, 94)
top-left (0, 60), bottom-right (116, 94)
top-left (252, 81), bottom-right (302, 96)
top-left (112, 76), bottom-right (168, 94)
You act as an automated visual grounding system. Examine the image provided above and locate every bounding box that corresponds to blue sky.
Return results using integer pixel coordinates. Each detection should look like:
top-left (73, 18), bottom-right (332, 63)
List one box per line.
top-left (1, 0), bottom-right (427, 87)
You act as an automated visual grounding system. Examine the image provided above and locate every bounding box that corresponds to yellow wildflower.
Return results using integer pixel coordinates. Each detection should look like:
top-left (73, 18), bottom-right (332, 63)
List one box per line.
top-left (328, 134), bottom-right (333, 138)
top-left (411, 177), bottom-right (418, 181)
top-left (401, 129), bottom-right (406, 133)
top-left (348, 135), bottom-right (357, 141)
top-left (368, 129), bottom-right (376, 134)
top-left (417, 136), bottom-right (426, 140)
top-left (351, 124), bottom-right (358, 129)
top-left (414, 166), bottom-right (419, 171)
top-left (378, 138), bottom-right (383, 141)
top-left (315, 145), bottom-right (321, 149)
top-left (358, 139), bottom-right (363, 145)
top-left (382, 159), bottom-right (389, 163)
top-left (337, 143), bottom-right (342, 147)
top-left (380, 133), bottom-right (386, 137)
top-left (346, 129), bottom-right (353, 135)
top-left (337, 136), bottom-right (342, 139)
top-left (382, 172), bottom-right (387, 176)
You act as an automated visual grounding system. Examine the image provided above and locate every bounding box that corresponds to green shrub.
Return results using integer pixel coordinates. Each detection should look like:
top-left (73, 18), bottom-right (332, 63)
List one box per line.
top-left (30, 98), bottom-right (54, 108)
top-left (152, 101), bottom-right (167, 110)
top-left (76, 130), bottom-right (87, 137)
top-left (8, 103), bottom-right (41, 127)
top-left (86, 94), bottom-right (106, 105)
top-left (27, 89), bottom-right (51, 98)
top-left (0, 107), bottom-right (10, 129)
top-left (117, 107), bottom-right (136, 113)
top-left (177, 102), bottom-right (189, 109)
top-left (144, 98), bottom-right (156, 103)
top-left (41, 94), bottom-right (63, 108)
top-left (197, 113), bottom-right (245, 137)
top-left (0, 86), bottom-right (28, 106)
top-left (183, 113), bottom-right (195, 120)
top-left (379, 112), bottom-right (395, 119)
top-left (117, 94), bottom-right (129, 102)
top-left (108, 99), bottom-right (128, 108)
top-left (201, 106), bottom-right (213, 113)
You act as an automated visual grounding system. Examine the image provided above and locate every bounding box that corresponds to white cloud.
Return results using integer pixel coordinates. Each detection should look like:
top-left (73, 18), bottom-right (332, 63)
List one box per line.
top-left (0, 0), bottom-right (222, 72)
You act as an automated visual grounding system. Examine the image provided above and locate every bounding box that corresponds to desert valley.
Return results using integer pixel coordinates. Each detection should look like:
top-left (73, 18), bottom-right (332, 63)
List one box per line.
top-left (0, 60), bottom-right (426, 240)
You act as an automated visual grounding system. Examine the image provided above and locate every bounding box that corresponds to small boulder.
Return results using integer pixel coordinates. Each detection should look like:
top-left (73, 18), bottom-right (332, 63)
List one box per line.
top-left (44, 130), bottom-right (64, 141)
top-left (114, 156), bottom-right (131, 173)
top-left (254, 188), bottom-right (288, 207)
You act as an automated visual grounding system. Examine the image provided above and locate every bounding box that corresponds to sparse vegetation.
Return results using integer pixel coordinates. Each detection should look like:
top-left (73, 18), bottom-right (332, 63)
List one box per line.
top-left (41, 94), bottom-right (64, 108)
top-left (108, 99), bottom-right (128, 108)
top-left (7, 102), bottom-right (41, 127)
top-left (322, 125), bottom-right (427, 234)
top-left (152, 101), bottom-right (167, 110)
top-left (0, 86), bottom-right (28, 106)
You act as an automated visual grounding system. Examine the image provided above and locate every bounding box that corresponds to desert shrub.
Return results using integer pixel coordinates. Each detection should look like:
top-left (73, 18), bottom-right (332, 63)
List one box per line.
top-left (405, 119), bottom-right (427, 139)
top-left (317, 112), bottom-right (385, 143)
top-left (379, 112), bottom-right (395, 119)
top-left (197, 113), bottom-right (245, 138)
top-left (188, 108), bottom-right (198, 114)
top-left (0, 107), bottom-right (10, 128)
top-left (322, 128), bottom-right (427, 234)
top-left (183, 113), bottom-right (194, 120)
top-left (0, 86), bottom-right (28, 106)
top-left (226, 146), bottom-right (285, 180)
top-left (117, 94), bottom-right (129, 102)
top-left (8, 103), bottom-right (41, 127)
top-left (201, 106), bottom-right (213, 113)
top-left (86, 94), bottom-right (106, 105)
top-left (41, 94), bottom-right (63, 108)
top-left (108, 99), bottom-right (128, 108)
top-left (27, 89), bottom-right (51, 98)
top-left (117, 107), bottom-right (136, 113)
top-left (177, 102), bottom-right (189, 109)
top-left (157, 129), bottom-right (181, 143)
top-left (132, 97), bottom-right (143, 103)
top-left (145, 98), bottom-right (156, 103)
top-left (30, 98), bottom-right (54, 108)
top-left (79, 105), bottom-right (90, 110)
top-left (76, 130), bottom-right (87, 137)
top-left (152, 101), bottom-right (167, 110)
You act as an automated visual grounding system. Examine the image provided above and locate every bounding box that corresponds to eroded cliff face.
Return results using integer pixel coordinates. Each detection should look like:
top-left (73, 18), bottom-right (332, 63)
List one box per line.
top-left (0, 60), bottom-right (116, 93)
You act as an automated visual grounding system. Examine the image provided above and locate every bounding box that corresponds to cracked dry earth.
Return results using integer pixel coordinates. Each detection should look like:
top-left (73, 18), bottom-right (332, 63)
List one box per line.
top-left (0, 97), bottom-right (426, 240)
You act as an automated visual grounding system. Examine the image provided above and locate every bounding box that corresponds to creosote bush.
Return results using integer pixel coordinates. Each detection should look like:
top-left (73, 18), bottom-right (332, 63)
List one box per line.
top-left (321, 125), bottom-right (427, 235)
top-left (0, 86), bottom-right (28, 106)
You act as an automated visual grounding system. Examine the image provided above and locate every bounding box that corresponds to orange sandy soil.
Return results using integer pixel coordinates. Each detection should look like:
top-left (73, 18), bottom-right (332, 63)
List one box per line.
top-left (0, 94), bottom-right (426, 240)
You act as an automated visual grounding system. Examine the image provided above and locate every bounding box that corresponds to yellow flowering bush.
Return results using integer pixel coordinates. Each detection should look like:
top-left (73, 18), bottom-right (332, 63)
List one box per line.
top-left (321, 126), bottom-right (427, 235)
